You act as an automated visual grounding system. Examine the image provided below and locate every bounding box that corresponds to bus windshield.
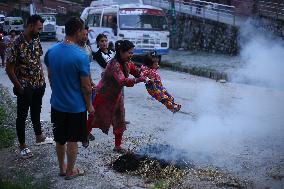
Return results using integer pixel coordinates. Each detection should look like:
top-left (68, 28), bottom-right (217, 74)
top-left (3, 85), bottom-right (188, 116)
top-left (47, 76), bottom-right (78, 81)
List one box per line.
top-left (119, 9), bottom-right (168, 31)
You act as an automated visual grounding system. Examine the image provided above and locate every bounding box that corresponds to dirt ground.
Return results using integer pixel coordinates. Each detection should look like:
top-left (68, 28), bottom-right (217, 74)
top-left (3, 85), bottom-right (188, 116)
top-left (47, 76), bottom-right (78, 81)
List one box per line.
top-left (0, 42), bottom-right (283, 188)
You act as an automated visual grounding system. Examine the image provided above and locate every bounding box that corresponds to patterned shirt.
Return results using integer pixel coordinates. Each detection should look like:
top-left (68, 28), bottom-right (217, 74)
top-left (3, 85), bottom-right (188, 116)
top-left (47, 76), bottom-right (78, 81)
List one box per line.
top-left (140, 65), bottom-right (161, 81)
top-left (6, 33), bottom-right (45, 88)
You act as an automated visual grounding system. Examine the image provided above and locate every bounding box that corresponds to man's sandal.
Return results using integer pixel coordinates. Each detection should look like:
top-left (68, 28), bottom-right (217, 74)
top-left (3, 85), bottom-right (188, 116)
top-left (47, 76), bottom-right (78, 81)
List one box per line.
top-left (35, 137), bottom-right (54, 146)
top-left (65, 168), bottom-right (85, 180)
top-left (20, 148), bottom-right (33, 159)
top-left (58, 173), bottom-right (66, 177)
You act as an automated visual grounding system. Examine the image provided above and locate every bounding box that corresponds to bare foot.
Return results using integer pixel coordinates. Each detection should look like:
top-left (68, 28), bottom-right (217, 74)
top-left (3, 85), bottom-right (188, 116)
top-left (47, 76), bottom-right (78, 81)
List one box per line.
top-left (36, 134), bottom-right (46, 143)
top-left (19, 143), bottom-right (27, 150)
top-left (170, 104), bottom-right (181, 113)
top-left (65, 168), bottom-right (85, 180)
top-left (113, 146), bottom-right (127, 154)
top-left (59, 164), bottom-right (67, 176)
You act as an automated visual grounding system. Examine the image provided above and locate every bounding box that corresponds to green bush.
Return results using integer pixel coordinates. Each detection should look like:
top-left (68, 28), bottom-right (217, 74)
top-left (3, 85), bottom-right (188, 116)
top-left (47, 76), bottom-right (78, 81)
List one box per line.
top-left (0, 106), bottom-right (15, 149)
top-left (0, 175), bottom-right (49, 189)
top-left (0, 106), bottom-right (4, 126)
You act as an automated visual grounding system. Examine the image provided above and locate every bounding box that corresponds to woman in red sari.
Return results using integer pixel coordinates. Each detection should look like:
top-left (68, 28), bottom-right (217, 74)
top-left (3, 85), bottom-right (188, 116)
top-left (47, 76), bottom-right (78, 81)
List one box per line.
top-left (87, 40), bottom-right (145, 152)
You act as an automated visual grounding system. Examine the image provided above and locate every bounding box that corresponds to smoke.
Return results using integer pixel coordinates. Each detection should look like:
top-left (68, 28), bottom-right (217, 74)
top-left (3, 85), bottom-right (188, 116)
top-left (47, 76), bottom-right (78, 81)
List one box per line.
top-left (161, 21), bottom-right (284, 175)
top-left (164, 82), bottom-right (284, 172)
top-left (231, 20), bottom-right (284, 90)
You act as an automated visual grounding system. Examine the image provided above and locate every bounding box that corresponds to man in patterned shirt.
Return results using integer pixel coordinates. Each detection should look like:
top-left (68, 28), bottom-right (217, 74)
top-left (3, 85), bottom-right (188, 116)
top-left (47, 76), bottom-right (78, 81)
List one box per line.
top-left (6, 15), bottom-right (53, 159)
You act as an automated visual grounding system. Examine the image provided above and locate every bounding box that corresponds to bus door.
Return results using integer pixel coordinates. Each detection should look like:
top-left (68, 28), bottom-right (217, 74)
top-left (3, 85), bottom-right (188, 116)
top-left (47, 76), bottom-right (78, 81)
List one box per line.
top-left (100, 9), bottom-right (118, 49)
top-left (86, 8), bottom-right (102, 51)
top-left (101, 12), bottom-right (118, 36)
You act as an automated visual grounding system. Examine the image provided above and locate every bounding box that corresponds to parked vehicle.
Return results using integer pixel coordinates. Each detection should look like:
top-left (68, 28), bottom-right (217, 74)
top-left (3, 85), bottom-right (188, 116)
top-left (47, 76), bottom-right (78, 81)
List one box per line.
top-left (80, 0), bottom-right (169, 56)
top-left (39, 13), bottom-right (57, 40)
top-left (0, 14), bottom-right (5, 25)
top-left (0, 14), bottom-right (4, 32)
top-left (3, 17), bottom-right (24, 34)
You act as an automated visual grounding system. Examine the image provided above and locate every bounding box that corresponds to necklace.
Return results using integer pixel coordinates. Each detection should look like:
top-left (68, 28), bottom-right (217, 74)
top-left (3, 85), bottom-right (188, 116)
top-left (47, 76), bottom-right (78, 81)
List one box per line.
top-left (64, 38), bottom-right (74, 44)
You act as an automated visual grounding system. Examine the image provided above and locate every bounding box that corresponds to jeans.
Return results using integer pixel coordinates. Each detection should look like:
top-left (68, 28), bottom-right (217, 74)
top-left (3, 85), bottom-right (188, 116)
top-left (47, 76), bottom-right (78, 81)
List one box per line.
top-left (15, 85), bottom-right (45, 144)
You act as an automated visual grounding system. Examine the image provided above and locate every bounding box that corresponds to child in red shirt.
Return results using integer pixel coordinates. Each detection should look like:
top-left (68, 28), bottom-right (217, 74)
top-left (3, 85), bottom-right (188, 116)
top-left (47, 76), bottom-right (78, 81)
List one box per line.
top-left (141, 51), bottom-right (181, 113)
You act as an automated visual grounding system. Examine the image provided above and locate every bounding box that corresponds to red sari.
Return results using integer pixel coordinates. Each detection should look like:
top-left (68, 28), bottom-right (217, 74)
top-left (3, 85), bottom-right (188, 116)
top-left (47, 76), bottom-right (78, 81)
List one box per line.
top-left (87, 58), bottom-right (140, 137)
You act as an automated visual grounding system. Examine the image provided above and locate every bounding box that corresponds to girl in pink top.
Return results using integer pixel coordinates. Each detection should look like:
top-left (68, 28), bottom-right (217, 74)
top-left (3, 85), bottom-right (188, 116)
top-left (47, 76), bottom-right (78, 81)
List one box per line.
top-left (140, 52), bottom-right (181, 113)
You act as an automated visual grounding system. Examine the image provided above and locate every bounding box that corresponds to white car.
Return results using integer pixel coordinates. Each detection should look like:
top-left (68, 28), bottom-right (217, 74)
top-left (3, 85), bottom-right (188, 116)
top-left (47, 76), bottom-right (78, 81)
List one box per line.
top-left (3, 17), bottom-right (24, 34)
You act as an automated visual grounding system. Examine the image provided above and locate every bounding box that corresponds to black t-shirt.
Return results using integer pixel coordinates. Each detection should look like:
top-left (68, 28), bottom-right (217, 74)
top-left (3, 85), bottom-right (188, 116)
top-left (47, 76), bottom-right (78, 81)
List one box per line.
top-left (92, 49), bottom-right (115, 68)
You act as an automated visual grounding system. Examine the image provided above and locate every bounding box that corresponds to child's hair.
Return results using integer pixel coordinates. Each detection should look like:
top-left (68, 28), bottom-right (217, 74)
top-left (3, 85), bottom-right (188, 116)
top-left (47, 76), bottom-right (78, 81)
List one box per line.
top-left (96, 33), bottom-right (107, 48)
top-left (143, 51), bottom-right (158, 67)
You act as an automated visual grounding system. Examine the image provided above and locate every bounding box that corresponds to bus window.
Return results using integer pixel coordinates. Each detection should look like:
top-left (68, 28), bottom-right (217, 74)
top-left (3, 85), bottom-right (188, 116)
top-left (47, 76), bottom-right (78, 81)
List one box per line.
top-left (87, 13), bottom-right (101, 27)
top-left (102, 14), bottom-right (117, 35)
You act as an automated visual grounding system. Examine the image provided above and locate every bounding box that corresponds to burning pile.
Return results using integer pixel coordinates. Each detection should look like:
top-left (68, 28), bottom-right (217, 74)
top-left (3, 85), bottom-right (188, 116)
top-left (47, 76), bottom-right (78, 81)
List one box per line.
top-left (111, 144), bottom-right (190, 188)
top-left (111, 144), bottom-right (248, 188)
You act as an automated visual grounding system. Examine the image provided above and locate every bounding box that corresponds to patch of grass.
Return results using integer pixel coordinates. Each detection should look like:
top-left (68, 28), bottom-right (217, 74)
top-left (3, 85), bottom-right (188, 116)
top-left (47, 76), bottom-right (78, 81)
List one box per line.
top-left (0, 106), bottom-right (15, 149)
top-left (133, 159), bottom-right (188, 189)
top-left (151, 180), bottom-right (169, 189)
top-left (0, 174), bottom-right (49, 189)
top-left (0, 106), bottom-right (5, 125)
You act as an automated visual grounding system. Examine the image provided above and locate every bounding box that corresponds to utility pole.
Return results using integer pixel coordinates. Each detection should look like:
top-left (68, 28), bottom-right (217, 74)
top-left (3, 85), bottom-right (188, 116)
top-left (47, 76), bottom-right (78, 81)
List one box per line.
top-left (170, 0), bottom-right (177, 36)
top-left (19, 0), bottom-right (22, 17)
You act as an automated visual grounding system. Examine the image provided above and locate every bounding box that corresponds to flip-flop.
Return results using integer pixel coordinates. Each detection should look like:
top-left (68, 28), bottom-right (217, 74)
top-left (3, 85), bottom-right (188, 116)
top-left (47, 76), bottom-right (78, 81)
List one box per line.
top-left (113, 147), bottom-right (127, 154)
top-left (82, 139), bottom-right (89, 148)
top-left (35, 137), bottom-right (54, 146)
top-left (65, 168), bottom-right (85, 180)
top-left (58, 173), bottom-right (66, 177)
top-left (89, 133), bottom-right (95, 141)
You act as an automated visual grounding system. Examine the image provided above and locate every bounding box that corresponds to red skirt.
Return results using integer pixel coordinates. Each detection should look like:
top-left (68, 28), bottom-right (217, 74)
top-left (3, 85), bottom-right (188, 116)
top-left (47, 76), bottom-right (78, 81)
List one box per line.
top-left (87, 92), bottom-right (126, 135)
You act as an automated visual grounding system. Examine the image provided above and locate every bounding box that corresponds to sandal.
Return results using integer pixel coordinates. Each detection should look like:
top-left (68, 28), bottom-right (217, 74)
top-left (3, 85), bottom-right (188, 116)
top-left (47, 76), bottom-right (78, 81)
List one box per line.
top-left (65, 168), bottom-right (85, 180)
top-left (58, 173), bottom-right (66, 177)
top-left (89, 133), bottom-right (95, 141)
top-left (35, 137), bottom-right (54, 146)
top-left (113, 146), bottom-right (127, 154)
top-left (82, 139), bottom-right (89, 148)
top-left (20, 148), bottom-right (34, 159)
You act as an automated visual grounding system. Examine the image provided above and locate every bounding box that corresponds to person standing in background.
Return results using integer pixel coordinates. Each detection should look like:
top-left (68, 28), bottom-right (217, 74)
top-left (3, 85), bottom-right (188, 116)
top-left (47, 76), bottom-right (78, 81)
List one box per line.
top-left (77, 25), bottom-right (96, 142)
top-left (92, 33), bottom-right (115, 70)
top-left (0, 33), bottom-right (5, 67)
top-left (5, 30), bottom-right (17, 47)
